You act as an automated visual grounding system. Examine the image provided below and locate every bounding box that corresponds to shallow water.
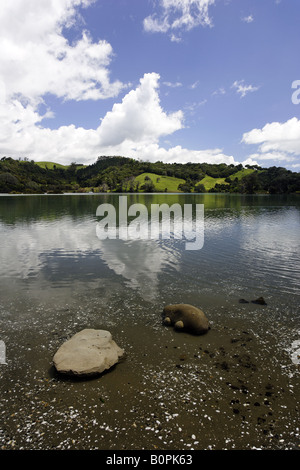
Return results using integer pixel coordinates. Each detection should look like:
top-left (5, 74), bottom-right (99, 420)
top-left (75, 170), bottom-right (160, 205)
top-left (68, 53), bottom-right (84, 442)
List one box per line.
top-left (0, 193), bottom-right (299, 450)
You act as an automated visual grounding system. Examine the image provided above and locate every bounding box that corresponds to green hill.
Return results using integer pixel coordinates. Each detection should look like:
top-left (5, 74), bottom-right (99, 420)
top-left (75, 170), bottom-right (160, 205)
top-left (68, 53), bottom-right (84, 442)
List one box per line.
top-left (134, 173), bottom-right (185, 192)
top-left (36, 161), bottom-right (86, 170)
top-left (35, 161), bottom-right (68, 169)
top-left (197, 175), bottom-right (229, 191)
top-left (197, 169), bottom-right (258, 191)
top-left (228, 168), bottom-right (255, 180)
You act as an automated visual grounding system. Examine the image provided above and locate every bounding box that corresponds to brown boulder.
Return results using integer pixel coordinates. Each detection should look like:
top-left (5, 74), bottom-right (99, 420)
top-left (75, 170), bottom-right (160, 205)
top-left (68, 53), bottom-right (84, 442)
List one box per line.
top-left (163, 304), bottom-right (210, 335)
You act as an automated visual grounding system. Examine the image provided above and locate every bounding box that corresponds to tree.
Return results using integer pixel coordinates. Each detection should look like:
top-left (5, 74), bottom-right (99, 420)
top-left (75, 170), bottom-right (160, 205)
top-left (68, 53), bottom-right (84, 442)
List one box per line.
top-left (141, 180), bottom-right (155, 192)
top-left (67, 162), bottom-right (78, 178)
top-left (178, 181), bottom-right (193, 192)
top-left (194, 183), bottom-right (206, 193)
top-left (243, 172), bottom-right (260, 194)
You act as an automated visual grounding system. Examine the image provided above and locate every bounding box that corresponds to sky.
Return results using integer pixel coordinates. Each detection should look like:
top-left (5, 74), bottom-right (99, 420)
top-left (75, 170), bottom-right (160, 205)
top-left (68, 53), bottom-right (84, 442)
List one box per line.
top-left (0, 0), bottom-right (300, 169)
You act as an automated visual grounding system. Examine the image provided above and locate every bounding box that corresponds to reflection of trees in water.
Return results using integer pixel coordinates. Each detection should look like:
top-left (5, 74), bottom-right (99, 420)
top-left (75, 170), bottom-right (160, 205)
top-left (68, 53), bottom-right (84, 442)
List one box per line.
top-left (0, 194), bottom-right (106, 224)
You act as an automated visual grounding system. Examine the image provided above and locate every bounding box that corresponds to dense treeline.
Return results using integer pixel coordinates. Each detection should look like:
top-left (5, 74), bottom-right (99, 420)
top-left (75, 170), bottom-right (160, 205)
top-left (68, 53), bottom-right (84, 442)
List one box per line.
top-left (0, 157), bottom-right (81, 193)
top-left (0, 155), bottom-right (299, 194)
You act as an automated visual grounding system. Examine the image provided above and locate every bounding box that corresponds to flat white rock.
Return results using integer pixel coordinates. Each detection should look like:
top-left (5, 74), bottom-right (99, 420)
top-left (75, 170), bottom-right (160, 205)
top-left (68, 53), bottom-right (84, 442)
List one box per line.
top-left (53, 329), bottom-right (124, 377)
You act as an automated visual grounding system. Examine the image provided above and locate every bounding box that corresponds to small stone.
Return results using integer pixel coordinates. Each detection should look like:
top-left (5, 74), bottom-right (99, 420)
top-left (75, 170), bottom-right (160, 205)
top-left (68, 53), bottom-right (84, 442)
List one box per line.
top-left (175, 320), bottom-right (184, 330)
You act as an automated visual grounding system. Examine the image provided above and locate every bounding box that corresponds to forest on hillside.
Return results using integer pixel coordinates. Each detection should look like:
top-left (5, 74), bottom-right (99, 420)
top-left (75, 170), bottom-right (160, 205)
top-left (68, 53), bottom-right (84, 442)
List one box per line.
top-left (0, 155), bottom-right (299, 194)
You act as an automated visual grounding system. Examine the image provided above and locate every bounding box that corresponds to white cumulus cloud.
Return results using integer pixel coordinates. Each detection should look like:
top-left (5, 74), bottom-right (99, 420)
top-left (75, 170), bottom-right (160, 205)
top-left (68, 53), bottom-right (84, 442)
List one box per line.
top-left (0, 1), bottom-right (236, 167)
top-left (242, 117), bottom-right (300, 165)
top-left (97, 73), bottom-right (184, 148)
top-left (0, 70), bottom-right (235, 165)
top-left (132, 144), bottom-right (235, 165)
top-left (0, 0), bottom-right (124, 104)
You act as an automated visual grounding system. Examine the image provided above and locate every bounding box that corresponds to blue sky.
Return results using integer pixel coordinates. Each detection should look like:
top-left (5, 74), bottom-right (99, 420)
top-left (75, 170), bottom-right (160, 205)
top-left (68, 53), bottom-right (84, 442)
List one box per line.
top-left (0, 0), bottom-right (300, 169)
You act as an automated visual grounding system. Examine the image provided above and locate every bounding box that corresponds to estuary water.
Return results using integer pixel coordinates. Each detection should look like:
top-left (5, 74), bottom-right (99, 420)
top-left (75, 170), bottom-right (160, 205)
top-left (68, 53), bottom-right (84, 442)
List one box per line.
top-left (0, 193), bottom-right (299, 450)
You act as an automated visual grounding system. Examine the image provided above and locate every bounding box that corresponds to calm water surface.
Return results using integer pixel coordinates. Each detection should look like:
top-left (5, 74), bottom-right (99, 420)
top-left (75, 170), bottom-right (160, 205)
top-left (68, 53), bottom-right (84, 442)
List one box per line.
top-left (0, 193), bottom-right (299, 307)
top-left (0, 193), bottom-right (299, 450)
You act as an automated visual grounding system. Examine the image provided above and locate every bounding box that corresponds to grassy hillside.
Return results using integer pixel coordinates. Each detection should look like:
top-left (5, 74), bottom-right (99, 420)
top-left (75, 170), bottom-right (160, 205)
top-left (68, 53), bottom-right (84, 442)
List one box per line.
top-left (228, 168), bottom-right (255, 180)
top-left (134, 172), bottom-right (185, 192)
top-left (196, 169), bottom-right (257, 190)
top-left (197, 175), bottom-right (229, 191)
top-left (35, 161), bottom-right (68, 169)
top-left (36, 161), bottom-right (86, 170)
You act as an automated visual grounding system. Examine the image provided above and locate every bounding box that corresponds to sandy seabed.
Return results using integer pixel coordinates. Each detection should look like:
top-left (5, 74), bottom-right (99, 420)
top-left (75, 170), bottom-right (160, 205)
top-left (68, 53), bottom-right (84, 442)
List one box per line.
top-left (0, 292), bottom-right (299, 451)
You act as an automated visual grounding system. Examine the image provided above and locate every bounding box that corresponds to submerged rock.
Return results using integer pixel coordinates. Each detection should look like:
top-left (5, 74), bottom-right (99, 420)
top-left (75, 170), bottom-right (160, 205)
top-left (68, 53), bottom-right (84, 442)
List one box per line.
top-left (53, 329), bottom-right (124, 377)
top-left (239, 298), bottom-right (249, 304)
top-left (163, 304), bottom-right (210, 335)
top-left (251, 297), bottom-right (267, 305)
top-left (239, 297), bottom-right (267, 305)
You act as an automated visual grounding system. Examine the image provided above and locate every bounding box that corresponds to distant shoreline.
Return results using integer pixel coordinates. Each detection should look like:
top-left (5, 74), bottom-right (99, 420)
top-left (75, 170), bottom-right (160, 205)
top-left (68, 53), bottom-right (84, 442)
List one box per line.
top-left (1, 156), bottom-right (299, 195)
top-left (0, 191), bottom-right (299, 196)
